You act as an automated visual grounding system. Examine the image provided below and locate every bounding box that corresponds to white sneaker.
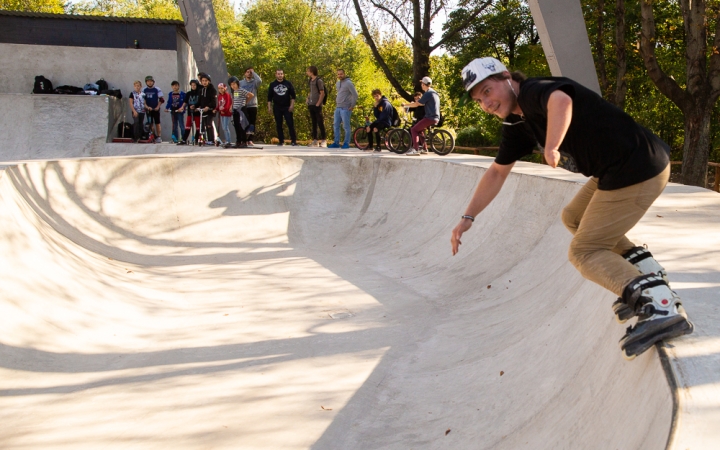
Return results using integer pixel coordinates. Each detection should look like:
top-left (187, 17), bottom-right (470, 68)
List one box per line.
top-left (155, 137), bottom-right (162, 144)
top-left (319, 140), bottom-right (327, 148)
top-left (406, 149), bottom-right (419, 156)
top-left (309, 140), bottom-right (318, 147)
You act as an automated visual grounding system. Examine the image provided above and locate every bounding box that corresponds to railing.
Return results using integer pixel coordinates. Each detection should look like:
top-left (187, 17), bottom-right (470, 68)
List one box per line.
top-left (454, 146), bottom-right (720, 193)
top-left (670, 161), bottom-right (720, 193)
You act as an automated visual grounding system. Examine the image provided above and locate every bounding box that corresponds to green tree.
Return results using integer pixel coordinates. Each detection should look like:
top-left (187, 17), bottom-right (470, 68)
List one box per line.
top-left (350, 0), bottom-right (494, 100)
top-left (0, 0), bottom-right (66, 13)
top-left (70, 0), bottom-right (181, 19)
top-left (237, 0), bottom-right (387, 142)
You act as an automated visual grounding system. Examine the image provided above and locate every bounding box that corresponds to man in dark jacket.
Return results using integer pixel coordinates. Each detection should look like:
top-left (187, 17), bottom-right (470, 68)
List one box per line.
top-left (198, 72), bottom-right (217, 143)
top-left (267, 69), bottom-right (297, 146)
top-left (365, 89), bottom-right (394, 152)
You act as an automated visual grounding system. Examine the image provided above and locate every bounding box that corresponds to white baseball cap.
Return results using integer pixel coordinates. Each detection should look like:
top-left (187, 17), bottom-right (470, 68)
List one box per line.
top-left (461, 57), bottom-right (508, 92)
top-left (420, 76), bottom-right (432, 85)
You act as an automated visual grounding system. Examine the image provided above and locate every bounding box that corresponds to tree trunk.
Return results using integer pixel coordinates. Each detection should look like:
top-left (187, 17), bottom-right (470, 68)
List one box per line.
top-left (682, 105), bottom-right (712, 187)
top-left (639, 0), bottom-right (719, 188)
top-left (596, 0), bottom-right (610, 97)
top-left (412, 40), bottom-right (431, 93)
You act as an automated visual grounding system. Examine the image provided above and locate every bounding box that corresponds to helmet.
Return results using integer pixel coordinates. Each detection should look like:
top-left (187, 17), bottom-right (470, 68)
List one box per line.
top-left (145, 75), bottom-right (154, 82)
top-left (227, 76), bottom-right (240, 87)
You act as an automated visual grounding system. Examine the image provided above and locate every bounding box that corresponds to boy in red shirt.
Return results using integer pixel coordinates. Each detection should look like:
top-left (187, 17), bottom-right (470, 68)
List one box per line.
top-left (216, 83), bottom-right (233, 146)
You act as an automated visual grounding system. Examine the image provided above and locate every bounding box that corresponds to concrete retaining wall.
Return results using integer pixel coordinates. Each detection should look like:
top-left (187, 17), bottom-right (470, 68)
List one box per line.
top-left (0, 42), bottom-right (198, 142)
top-left (0, 94), bottom-right (122, 161)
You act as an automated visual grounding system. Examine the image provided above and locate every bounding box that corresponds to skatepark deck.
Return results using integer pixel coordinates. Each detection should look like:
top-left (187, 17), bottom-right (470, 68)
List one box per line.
top-left (0, 147), bottom-right (718, 449)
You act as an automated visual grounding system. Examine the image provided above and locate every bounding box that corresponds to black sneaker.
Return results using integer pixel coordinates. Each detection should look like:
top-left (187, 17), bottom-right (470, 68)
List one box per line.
top-left (290, 142), bottom-right (299, 146)
top-left (374, 147), bottom-right (382, 152)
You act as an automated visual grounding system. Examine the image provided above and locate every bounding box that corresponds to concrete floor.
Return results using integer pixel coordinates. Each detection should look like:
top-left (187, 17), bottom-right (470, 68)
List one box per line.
top-left (0, 146), bottom-right (718, 449)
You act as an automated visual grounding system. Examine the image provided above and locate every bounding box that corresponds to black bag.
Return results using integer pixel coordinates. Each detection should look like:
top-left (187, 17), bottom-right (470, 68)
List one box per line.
top-left (117, 121), bottom-right (132, 138)
top-left (390, 104), bottom-right (400, 126)
top-left (33, 76), bottom-right (53, 94)
top-left (96, 79), bottom-right (109, 92)
top-left (100, 89), bottom-right (122, 99)
top-left (436, 113), bottom-right (444, 128)
top-left (54, 85), bottom-right (86, 95)
top-left (322, 79), bottom-right (331, 105)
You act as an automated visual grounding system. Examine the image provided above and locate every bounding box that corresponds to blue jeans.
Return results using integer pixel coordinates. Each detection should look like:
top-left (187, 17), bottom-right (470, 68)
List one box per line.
top-left (333, 107), bottom-right (352, 145)
top-left (171, 111), bottom-right (185, 139)
top-left (220, 115), bottom-right (232, 143)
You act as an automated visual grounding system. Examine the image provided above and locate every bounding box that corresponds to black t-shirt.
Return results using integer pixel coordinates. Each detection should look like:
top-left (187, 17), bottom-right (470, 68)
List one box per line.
top-left (496, 77), bottom-right (670, 190)
top-left (267, 80), bottom-right (296, 108)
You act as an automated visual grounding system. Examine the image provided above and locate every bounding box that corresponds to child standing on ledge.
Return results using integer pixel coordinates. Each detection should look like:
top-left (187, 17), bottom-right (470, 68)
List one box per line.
top-left (166, 81), bottom-right (185, 143)
top-left (128, 81), bottom-right (146, 143)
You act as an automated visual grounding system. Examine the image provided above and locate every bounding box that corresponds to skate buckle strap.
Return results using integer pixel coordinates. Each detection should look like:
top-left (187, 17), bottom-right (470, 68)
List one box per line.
top-left (622, 274), bottom-right (667, 312)
top-left (629, 274), bottom-right (666, 292)
top-left (639, 303), bottom-right (669, 317)
top-left (624, 247), bottom-right (653, 265)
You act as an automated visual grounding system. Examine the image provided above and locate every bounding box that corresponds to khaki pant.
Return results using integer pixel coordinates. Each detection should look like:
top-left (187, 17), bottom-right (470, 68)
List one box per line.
top-left (561, 164), bottom-right (670, 296)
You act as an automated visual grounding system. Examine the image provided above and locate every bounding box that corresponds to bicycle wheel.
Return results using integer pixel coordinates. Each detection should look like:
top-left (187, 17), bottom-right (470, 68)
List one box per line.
top-left (353, 127), bottom-right (370, 150)
top-left (386, 128), bottom-right (411, 154)
top-left (430, 129), bottom-right (455, 155)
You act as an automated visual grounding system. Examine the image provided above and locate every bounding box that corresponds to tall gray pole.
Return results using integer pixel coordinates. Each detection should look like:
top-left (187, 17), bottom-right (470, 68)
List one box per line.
top-left (527, 0), bottom-right (601, 95)
top-left (178, 0), bottom-right (229, 84)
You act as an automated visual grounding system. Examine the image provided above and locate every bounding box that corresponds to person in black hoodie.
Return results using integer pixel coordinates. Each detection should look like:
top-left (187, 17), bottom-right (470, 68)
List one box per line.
top-left (267, 69), bottom-right (297, 146)
top-left (365, 89), bottom-right (395, 152)
top-left (178, 79), bottom-right (201, 145)
top-left (198, 72), bottom-right (218, 143)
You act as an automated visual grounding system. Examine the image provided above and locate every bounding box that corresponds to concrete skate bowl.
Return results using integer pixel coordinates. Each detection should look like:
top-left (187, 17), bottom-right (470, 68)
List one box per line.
top-left (0, 154), bottom-right (679, 449)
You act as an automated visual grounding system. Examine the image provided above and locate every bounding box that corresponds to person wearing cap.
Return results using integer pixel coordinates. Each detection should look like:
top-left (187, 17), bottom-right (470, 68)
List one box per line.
top-left (450, 57), bottom-right (693, 359)
top-left (401, 76), bottom-right (440, 155)
top-left (143, 75), bottom-right (165, 143)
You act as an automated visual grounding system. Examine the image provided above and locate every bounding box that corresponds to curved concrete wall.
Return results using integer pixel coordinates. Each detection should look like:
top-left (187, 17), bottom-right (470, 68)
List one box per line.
top-left (0, 155), bottom-right (675, 448)
top-left (0, 94), bottom-right (122, 161)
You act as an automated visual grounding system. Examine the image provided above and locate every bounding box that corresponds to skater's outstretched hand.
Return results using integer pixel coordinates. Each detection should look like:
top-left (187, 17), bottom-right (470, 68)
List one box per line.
top-left (451, 219), bottom-right (472, 255)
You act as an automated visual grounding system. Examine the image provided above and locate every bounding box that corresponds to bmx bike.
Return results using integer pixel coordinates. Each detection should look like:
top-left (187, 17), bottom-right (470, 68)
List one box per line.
top-left (385, 111), bottom-right (455, 155)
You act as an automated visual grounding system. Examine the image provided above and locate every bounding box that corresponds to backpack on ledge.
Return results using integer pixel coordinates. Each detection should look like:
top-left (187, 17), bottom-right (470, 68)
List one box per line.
top-left (53, 85), bottom-right (86, 95)
top-left (33, 76), bottom-right (53, 94)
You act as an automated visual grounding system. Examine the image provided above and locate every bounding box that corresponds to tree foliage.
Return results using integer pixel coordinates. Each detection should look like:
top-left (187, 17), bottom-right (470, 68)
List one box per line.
top-left (0, 0), bottom-right (65, 13)
top-left (70, 0), bottom-right (181, 19)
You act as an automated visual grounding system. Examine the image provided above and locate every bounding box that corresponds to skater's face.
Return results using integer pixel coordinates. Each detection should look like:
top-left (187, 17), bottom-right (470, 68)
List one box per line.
top-left (372, 93), bottom-right (381, 102)
top-left (218, 85), bottom-right (226, 94)
top-left (134, 82), bottom-right (142, 92)
top-left (230, 82), bottom-right (239, 91)
top-left (337, 70), bottom-right (346, 80)
top-left (275, 70), bottom-right (284, 81)
top-left (470, 74), bottom-right (516, 119)
top-left (245, 68), bottom-right (253, 79)
top-left (190, 82), bottom-right (198, 90)
top-left (172, 84), bottom-right (180, 92)
top-left (201, 78), bottom-right (209, 86)
top-left (145, 80), bottom-right (154, 88)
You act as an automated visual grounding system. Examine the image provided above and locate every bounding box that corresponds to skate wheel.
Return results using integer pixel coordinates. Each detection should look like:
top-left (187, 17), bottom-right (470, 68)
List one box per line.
top-left (622, 349), bottom-right (637, 361)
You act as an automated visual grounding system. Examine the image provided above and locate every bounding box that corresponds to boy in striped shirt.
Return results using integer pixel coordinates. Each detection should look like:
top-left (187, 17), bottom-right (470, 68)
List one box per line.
top-left (228, 76), bottom-right (254, 148)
